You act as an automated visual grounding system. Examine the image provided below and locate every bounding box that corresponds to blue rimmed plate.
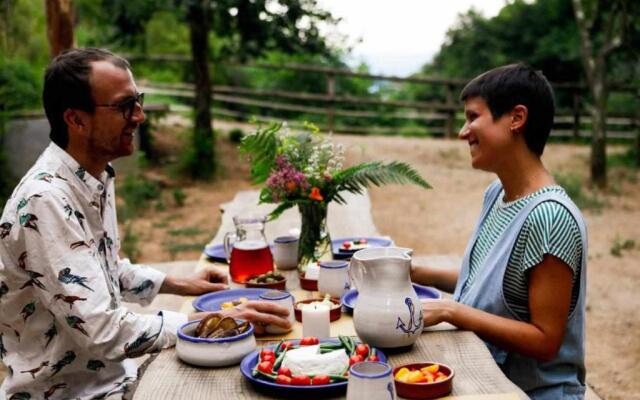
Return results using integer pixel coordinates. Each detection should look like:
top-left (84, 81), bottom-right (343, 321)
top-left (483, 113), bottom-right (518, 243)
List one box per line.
top-left (193, 288), bottom-right (274, 312)
top-left (203, 243), bottom-right (228, 263)
top-left (331, 237), bottom-right (393, 260)
top-left (240, 338), bottom-right (387, 398)
top-left (341, 284), bottom-right (441, 313)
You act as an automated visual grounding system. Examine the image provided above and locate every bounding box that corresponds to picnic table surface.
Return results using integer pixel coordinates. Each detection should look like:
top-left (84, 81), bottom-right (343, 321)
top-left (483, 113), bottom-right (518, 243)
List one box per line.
top-left (130, 190), bottom-right (527, 400)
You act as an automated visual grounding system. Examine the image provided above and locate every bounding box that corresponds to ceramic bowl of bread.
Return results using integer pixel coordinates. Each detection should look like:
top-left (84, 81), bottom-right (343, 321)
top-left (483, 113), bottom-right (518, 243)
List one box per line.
top-left (177, 314), bottom-right (256, 367)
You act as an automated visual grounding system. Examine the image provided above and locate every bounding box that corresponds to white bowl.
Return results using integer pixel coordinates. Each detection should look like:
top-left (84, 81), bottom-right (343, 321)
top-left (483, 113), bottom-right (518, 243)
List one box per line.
top-left (176, 319), bottom-right (257, 367)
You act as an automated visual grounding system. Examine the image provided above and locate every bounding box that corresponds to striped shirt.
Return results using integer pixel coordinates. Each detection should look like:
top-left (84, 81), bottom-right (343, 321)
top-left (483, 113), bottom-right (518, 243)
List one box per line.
top-left (462, 185), bottom-right (582, 321)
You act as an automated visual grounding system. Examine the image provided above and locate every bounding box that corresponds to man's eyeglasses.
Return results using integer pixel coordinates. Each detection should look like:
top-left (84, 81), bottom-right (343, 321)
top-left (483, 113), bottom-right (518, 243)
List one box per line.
top-left (94, 92), bottom-right (144, 120)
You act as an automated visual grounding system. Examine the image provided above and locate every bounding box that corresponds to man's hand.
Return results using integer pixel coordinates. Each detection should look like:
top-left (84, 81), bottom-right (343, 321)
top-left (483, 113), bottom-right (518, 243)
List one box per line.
top-left (161, 266), bottom-right (229, 296)
top-left (189, 301), bottom-right (291, 335)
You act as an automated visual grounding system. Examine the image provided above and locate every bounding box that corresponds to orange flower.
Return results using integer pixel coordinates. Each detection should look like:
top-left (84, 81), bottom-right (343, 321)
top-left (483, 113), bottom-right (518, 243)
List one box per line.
top-left (309, 187), bottom-right (324, 201)
top-left (285, 181), bottom-right (297, 193)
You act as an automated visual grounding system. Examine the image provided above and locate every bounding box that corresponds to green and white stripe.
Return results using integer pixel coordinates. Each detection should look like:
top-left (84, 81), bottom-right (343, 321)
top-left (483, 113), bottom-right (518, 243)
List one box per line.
top-left (463, 185), bottom-right (582, 321)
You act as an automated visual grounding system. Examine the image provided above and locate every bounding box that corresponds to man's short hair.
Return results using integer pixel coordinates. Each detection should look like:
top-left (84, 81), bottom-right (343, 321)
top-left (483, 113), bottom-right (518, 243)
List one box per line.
top-left (459, 63), bottom-right (555, 155)
top-left (43, 48), bottom-right (130, 149)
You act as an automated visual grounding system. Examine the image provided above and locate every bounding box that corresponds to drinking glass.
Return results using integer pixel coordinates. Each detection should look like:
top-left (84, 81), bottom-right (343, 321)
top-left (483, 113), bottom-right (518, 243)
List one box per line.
top-left (258, 290), bottom-right (295, 334)
top-left (346, 361), bottom-right (396, 400)
top-left (318, 260), bottom-right (350, 299)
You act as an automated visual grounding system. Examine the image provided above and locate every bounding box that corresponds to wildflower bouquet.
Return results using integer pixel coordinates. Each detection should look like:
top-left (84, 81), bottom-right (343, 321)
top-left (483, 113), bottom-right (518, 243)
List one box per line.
top-left (240, 122), bottom-right (430, 270)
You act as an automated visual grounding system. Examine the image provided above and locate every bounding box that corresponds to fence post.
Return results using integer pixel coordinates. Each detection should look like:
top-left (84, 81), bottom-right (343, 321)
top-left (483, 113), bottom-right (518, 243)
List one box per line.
top-left (326, 73), bottom-right (335, 133)
top-left (444, 84), bottom-right (456, 138)
top-left (573, 91), bottom-right (581, 139)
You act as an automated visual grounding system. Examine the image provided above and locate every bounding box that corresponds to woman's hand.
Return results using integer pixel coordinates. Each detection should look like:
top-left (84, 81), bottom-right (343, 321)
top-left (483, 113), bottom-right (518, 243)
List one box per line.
top-left (189, 301), bottom-right (291, 335)
top-left (161, 266), bottom-right (229, 296)
top-left (421, 298), bottom-right (457, 327)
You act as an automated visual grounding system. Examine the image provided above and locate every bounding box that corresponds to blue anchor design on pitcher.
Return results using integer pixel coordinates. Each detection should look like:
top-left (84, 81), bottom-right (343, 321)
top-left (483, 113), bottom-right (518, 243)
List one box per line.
top-left (387, 381), bottom-right (395, 399)
top-left (396, 297), bottom-right (423, 334)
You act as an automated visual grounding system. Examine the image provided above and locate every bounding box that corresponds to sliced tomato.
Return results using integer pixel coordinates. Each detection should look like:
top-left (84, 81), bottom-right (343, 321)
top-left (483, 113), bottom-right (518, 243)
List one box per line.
top-left (260, 348), bottom-right (275, 359)
top-left (311, 375), bottom-right (331, 385)
top-left (367, 354), bottom-right (380, 362)
top-left (260, 353), bottom-right (275, 363)
top-left (290, 375), bottom-right (312, 386)
top-left (355, 344), bottom-right (369, 358)
top-left (257, 361), bottom-right (274, 374)
top-left (349, 354), bottom-right (364, 365)
top-left (280, 341), bottom-right (294, 351)
top-left (299, 336), bottom-right (320, 346)
top-left (275, 375), bottom-right (292, 385)
top-left (277, 366), bottom-right (292, 377)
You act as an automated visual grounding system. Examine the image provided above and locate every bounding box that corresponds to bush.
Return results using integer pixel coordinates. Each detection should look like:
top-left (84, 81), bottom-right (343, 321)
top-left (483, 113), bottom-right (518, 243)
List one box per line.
top-left (0, 56), bottom-right (41, 111)
top-left (229, 128), bottom-right (245, 143)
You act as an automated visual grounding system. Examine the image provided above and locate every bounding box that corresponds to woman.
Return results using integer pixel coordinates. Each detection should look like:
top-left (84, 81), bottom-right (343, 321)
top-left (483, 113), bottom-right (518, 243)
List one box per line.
top-left (413, 63), bottom-right (587, 399)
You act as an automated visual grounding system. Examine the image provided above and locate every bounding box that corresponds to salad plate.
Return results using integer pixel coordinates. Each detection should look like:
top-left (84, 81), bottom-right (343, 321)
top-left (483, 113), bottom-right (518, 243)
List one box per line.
top-left (331, 237), bottom-right (393, 260)
top-left (341, 283), bottom-right (441, 313)
top-left (240, 338), bottom-right (387, 398)
top-left (193, 288), bottom-right (274, 312)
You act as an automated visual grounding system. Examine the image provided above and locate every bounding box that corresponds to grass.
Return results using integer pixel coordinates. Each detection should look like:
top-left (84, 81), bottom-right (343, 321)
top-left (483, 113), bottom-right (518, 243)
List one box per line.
top-left (610, 237), bottom-right (636, 257)
top-left (167, 227), bottom-right (205, 237)
top-left (163, 240), bottom-right (208, 259)
top-left (553, 173), bottom-right (605, 211)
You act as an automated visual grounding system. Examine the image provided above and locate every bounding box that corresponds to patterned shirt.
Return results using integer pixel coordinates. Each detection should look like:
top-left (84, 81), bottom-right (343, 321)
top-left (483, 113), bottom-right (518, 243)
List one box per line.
top-left (463, 185), bottom-right (583, 321)
top-left (0, 143), bottom-right (187, 400)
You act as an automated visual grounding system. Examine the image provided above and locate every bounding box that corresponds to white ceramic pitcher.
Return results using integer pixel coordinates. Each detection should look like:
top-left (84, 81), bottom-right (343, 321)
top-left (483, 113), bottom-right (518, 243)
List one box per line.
top-left (349, 247), bottom-right (423, 349)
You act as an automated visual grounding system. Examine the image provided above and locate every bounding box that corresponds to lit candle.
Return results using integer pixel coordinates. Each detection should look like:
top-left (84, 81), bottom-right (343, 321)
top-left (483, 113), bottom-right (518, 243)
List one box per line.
top-left (301, 303), bottom-right (330, 339)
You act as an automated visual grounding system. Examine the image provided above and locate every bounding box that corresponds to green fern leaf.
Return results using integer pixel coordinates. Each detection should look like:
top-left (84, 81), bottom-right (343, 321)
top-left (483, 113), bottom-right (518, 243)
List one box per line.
top-left (239, 123), bottom-right (281, 184)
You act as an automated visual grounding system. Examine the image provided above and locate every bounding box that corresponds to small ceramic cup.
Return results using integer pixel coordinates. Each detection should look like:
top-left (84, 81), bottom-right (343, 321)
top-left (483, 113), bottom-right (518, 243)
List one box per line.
top-left (347, 361), bottom-right (396, 400)
top-left (273, 235), bottom-right (299, 270)
top-left (318, 260), bottom-right (350, 299)
top-left (258, 290), bottom-right (295, 334)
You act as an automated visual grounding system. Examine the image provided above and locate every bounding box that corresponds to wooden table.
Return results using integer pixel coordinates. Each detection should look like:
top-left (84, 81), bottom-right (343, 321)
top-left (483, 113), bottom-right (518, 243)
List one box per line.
top-left (131, 191), bottom-right (527, 400)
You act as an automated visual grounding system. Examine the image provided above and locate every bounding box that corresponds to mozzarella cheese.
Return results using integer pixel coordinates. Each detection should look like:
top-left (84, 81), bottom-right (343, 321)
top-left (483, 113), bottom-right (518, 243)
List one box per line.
top-left (281, 345), bottom-right (349, 376)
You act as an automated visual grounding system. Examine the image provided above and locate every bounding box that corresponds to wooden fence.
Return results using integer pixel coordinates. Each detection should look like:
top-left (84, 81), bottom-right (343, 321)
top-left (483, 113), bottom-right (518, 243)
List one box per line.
top-left (127, 55), bottom-right (640, 140)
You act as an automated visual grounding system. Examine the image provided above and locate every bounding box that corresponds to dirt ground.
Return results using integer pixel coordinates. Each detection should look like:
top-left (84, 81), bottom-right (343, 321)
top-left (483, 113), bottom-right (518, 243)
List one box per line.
top-left (2, 120), bottom-right (637, 399)
top-left (129, 120), bottom-right (639, 399)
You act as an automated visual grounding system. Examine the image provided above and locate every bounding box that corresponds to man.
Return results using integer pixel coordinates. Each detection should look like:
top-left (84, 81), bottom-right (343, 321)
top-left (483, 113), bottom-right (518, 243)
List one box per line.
top-left (0, 48), bottom-right (290, 399)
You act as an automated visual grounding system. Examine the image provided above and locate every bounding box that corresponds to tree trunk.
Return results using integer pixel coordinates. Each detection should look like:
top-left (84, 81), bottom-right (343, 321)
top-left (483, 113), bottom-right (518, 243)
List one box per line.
top-left (589, 69), bottom-right (608, 188)
top-left (186, 0), bottom-right (215, 179)
top-left (45, 0), bottom-right (75, 58)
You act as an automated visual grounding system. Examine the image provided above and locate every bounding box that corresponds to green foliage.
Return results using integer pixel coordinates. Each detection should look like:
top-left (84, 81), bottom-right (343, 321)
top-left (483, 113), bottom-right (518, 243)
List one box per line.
top-left (610, 237), bottom-right (635, 257)
top-left (168, 227), bottom-right (204, 237)
top-left (0, 55), bottom-right (42, 111)
top-left (553, 172), bottom-right (604, 211)
top-left (121, 222), bottom-right (141, 263)
top-left (172, 188), bottom-right (186, 207)
top-left (229, 128), bottom-right (245, 143)
top-left (239, 123), bottom-right (281, 183)
top-left (117, 155), bottom-right (161, 220)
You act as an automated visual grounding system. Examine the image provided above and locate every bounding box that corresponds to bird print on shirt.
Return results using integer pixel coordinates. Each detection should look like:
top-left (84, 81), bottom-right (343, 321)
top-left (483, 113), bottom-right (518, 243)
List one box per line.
top-left (50, 350), bottom-right (76, 376)
top-left (44, 383), bottom-right (67, 400)
top-left (0, 222), bottom-right (12, 239)
top-left (20, 269), bottom-right (47, 291)
top-left (19, 214), bottom-right (40, 234)
top-left (20, 302), bottom-right (36, 321)
top-left (57, 268), bottom-right (94, 292)
top-left (86, 359), bottom-right (105, 371)
top-left (0, 281), bottom-right (9, 298)
top-left (20, 360), bottom-right (49, 379)
top-left (65, 316), bottom-right (89, 337)
top-left (44, 321), bottom-right (57, 349)
top-left (53, 294), bottom-right (87, 310)
top-left (34, 172), bottom-right (54, 183)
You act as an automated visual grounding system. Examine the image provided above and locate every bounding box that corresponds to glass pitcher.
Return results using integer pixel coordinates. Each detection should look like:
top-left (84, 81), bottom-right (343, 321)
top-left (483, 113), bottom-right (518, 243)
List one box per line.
top-left (223, 215), bottom-right (274, 283)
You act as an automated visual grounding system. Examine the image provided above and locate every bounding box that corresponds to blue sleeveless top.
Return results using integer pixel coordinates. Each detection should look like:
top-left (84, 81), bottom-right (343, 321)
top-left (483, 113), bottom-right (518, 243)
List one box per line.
top-left (453, 180), bottom-right (588, 399)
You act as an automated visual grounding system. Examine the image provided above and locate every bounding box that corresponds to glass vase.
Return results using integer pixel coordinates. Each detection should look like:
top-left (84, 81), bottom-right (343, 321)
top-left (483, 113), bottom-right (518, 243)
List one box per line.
top-left (297, 202), bottom-right (332, 273)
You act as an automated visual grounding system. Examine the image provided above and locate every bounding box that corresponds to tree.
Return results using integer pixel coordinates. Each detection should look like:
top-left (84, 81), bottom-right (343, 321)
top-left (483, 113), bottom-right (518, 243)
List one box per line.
top-left (572, 0), bottom-right (636, 187)
top-left (45, 0), bottom-right (75, 58)
top-left (186, 0), bottom-right (214, 178)
top-left (95, 0), bottom-right (341, 179)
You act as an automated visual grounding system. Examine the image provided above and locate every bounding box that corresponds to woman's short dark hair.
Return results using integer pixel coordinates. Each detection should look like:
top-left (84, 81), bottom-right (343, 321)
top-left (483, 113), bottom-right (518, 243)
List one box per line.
top-left (42, 48), bottom-right (130, 149)
top-left (459, 63), bottom-right (555, 155)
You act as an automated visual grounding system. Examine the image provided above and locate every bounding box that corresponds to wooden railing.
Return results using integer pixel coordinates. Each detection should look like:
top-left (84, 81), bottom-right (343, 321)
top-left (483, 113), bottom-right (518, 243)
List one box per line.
top-left (116, 55), bottom-right (640, 139)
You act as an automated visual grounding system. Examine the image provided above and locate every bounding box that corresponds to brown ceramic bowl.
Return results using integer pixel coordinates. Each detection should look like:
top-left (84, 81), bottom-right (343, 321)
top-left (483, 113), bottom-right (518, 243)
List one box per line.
top-left (244, 275), bottom-right (287, 290)
top-left (294, 298), bottom-right (342, 322)
top-left (299, 273), bottom-right (318, 291)
top-left (393, 362), bottom-right (454, 400)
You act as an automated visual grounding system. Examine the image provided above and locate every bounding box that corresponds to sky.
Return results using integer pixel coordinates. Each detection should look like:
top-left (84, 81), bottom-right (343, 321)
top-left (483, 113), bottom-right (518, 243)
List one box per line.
top-left (317, 0), bottom-right (508, 77)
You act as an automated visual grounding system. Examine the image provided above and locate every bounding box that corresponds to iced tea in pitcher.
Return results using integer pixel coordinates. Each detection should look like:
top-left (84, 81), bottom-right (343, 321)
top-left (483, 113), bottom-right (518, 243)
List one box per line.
top-left (224, 215), bottom-right (274, 283)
